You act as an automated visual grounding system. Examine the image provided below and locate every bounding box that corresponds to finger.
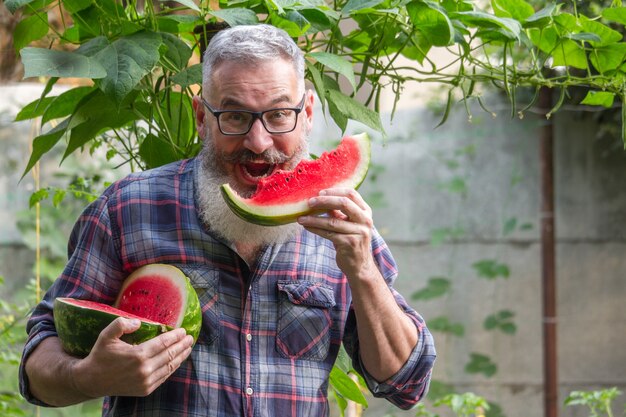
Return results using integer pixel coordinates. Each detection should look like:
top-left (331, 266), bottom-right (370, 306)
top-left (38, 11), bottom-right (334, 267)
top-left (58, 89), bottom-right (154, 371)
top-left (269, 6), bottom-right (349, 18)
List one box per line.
top-left (145, 335), bottom-right (194, 387)
top-left (140, 328), bottom-right (189, 358)
top-left (320, 188), bottom-right (370, 212)
top-left (100, 317), bottom-right (142, 341)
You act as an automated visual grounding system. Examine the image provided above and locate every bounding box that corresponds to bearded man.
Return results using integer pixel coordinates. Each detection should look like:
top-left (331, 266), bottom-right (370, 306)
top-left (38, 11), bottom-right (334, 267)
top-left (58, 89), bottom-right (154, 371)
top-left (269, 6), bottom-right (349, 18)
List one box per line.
top-left (20, 24), bottom-right (435, 417)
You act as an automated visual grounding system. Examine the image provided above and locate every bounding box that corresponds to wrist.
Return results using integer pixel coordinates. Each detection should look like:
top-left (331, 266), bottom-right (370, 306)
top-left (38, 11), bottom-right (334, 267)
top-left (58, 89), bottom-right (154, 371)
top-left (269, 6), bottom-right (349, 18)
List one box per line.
top-left (69, 358), bottom-right (99, 400)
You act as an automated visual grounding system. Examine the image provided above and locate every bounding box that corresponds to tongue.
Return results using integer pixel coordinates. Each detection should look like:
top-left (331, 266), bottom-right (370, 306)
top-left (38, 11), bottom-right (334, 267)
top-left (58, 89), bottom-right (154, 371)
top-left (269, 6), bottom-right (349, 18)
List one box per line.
top-left (245, 162), bottom-right (272, 178)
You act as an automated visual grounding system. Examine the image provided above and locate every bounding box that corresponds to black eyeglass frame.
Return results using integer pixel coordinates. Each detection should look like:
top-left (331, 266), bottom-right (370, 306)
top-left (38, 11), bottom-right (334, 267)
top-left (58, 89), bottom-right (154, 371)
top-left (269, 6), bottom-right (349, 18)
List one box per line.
top-left (200, 94), bottom-right (307, 136)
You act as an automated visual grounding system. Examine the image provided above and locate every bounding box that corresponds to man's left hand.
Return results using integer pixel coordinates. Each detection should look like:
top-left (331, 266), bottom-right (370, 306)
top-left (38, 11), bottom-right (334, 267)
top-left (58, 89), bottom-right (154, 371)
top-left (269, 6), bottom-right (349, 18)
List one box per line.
top-left (298, 188), bottom-right (378, 282)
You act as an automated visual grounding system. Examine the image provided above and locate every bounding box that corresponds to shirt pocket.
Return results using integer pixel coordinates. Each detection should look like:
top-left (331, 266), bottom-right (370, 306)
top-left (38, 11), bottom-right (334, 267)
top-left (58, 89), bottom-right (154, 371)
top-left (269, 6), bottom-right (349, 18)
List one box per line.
top-left (175, 265), bottom-right (220, 346)
top-left (276, 280), bottom-right (336, 361)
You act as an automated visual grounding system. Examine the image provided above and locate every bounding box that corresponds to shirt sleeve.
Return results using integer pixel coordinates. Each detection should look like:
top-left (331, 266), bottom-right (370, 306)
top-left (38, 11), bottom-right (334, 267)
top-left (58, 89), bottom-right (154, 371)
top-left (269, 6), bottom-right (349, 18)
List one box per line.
top-left (19, 193), bottom-right (125, 405)
top-left (342, 230), bottom-right (437, 410)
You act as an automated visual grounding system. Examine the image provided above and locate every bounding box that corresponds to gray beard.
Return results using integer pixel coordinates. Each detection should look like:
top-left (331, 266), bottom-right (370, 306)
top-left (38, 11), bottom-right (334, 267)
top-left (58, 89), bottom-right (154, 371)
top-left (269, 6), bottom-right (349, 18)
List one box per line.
top-left (195, 138), bottom-right (309, 247)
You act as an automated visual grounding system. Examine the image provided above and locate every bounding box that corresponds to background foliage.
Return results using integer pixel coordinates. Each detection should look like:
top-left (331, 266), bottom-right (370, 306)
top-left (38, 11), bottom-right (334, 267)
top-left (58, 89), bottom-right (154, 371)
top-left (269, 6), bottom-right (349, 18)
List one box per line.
top-left (4, 0), bottom-right (626, 416)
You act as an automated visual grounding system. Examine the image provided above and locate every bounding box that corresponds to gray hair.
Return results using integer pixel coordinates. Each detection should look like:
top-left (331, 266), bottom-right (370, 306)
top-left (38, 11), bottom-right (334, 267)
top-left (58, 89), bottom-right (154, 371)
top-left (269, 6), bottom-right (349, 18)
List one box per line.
top-left (202, 24), bottom-right (305, 93)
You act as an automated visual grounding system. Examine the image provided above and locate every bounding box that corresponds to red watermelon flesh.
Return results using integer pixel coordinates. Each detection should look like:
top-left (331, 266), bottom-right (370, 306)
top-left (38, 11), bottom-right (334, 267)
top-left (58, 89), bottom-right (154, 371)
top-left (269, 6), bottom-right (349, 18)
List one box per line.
top-left (116, 275), bottom-right (183, 327)
top-left (220, 132), bottom-right (370, 226)
top-left (250, 134), bottom-right (365, 205)
top-left (62, 299), bottom-right (164, 325)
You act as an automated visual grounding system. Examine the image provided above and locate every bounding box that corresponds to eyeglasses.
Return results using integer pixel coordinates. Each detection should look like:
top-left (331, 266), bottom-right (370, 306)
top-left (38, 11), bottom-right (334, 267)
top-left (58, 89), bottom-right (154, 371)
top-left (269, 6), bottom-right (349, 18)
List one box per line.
top-left (201, 94), bottom-right (306, 136)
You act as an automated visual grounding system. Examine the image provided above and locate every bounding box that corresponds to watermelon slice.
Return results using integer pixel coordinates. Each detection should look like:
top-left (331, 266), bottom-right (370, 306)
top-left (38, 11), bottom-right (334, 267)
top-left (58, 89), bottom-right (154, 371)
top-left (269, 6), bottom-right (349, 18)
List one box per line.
top-left (220, 132), bottom-right (370, 226)
top-left (54, 298), bottom-right (169, 358)
top-left (54, 264), bottom-right (201, 358)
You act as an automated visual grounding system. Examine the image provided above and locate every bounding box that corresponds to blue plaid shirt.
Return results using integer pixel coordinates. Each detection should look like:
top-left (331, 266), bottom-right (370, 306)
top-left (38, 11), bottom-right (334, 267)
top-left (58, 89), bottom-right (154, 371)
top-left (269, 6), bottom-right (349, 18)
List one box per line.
top-left (20, 158), bottom-right (436, 416)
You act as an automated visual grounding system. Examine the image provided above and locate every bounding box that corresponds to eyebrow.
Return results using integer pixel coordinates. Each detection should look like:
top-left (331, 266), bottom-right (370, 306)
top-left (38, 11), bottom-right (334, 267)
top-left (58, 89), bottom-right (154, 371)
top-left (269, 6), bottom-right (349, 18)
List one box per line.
top-left (219, 94), bottom-right (294, 109)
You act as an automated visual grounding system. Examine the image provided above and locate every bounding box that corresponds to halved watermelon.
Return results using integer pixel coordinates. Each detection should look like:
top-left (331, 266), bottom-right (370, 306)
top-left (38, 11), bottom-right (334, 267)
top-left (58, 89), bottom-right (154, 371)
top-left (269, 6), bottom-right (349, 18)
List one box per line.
top-left (54, 264), bottom-right (201, 358)
top-left (115, 264), bottom-right (201, 341)
top-left (221, 132), bottom-right (370, 226)
top-left (54, 298), bottom-right (169, 358)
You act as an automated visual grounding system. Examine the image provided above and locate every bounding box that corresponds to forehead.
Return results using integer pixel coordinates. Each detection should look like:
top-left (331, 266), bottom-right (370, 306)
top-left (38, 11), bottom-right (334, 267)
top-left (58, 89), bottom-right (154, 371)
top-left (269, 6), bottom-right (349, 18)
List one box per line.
top-left (207, 58), bottom-right (300, 106)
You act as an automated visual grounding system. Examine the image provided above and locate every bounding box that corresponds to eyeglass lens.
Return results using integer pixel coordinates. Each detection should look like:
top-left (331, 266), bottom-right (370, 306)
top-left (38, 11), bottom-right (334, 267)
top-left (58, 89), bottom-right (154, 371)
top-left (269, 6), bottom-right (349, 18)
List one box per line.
top-left (219, 109), bottom-right (298, 134)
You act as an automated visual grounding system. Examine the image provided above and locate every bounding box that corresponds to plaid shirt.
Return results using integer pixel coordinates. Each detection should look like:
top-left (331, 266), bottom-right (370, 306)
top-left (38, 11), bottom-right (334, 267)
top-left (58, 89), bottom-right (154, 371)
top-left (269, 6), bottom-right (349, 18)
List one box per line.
top-left (20, 158), bottom-right (436, 417)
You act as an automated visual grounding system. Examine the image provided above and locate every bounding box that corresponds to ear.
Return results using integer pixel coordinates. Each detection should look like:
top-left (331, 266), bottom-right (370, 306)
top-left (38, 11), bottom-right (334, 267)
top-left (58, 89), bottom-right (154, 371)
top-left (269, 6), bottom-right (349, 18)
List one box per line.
top-left (303, 89), bottom-right (314, 132)
top-left (192, 95), bottom-right (206, 138)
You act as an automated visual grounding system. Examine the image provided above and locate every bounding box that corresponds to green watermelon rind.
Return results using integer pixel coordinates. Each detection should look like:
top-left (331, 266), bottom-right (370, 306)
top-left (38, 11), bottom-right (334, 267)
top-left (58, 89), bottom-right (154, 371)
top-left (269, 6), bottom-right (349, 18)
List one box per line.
top-left (54, 297), bottom-right (169, 358)
top-left (220, 132), bottom-right (371, 226)
top-left (115, 264), bottom-right (202, 343)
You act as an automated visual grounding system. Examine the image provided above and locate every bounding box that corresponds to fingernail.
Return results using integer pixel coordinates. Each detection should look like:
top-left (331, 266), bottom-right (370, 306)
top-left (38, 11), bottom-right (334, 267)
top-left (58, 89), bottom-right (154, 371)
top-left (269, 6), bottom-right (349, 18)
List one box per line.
top-left (309, 197), bottom-right (318, 205)
top-left (128, 319), bottom-right (141, 327)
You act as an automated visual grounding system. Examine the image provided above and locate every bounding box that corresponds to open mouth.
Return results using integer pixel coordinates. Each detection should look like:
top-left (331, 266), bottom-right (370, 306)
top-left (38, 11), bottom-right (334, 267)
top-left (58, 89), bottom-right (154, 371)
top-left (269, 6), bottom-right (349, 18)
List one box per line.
top-left (241, 162), bottom-right (277, 182)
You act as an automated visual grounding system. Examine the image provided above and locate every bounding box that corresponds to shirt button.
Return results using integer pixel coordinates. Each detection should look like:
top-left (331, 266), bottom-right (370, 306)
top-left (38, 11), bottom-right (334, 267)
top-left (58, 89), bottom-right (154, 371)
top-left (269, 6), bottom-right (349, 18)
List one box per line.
top-left (246, 387), bottom-right (254, 396)
top-left (246, 333), bottom-right (252, 342)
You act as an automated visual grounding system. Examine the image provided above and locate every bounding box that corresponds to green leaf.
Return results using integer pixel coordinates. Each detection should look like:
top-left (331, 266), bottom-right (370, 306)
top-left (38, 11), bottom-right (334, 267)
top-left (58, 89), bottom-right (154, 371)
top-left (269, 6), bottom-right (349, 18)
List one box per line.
top-left (14, 96), bottom-right (55, 121)
top-left (341, 0), bottom-right (385, 15)
top-left (326, 89), bottom-right (384, 133)
top-left (484, 310), bottom-right (517, 334)
top-left (270, 10), bottom-right (311, 37)
top-left (62, 92), bottom-right (139, 160)
top-left (297, 8), bottom-right (334, 32)
top-left (308, 52), bottom-right (356, 92)
top-left (590, 43), bottom-right (626, 74)
top-left (578, 15), bottom-right (622, 46)
top-left (411, 277), bottom-right (451, 301)
top-left (160, 32), bottom-right (193, 71)
top-left (62, 0), bottom-right (92, 13)
top-left (407, 1), bottom-right (455, 47)
top-left (165, 0), bottom-right (200, 12)
top-left (503, 217), bottom-right (517, 236)
top-left (465, 353), bottom-right (497, 377)
top-left (524, 3), bottom-right (559, 28)
top-left (52, 189), bottom-right (67, 208)
top-left (427, 316), bottom-right (465, 336)
top-left (92, 31), bottom-right (162, 103)
top-left (20, 47), bottom-right (107, 79)
top-left (528, 26), bottom-right (559, 54)
top-left (491, 0), bottom-right (534, 21)
top-left (170, 64), bottom-right (203, 88)
top-left (210, 8), bottom-right (259, 27)
top-left (552, 39), bottom-right (588, 69)
top-left (29, 188), bottom-right (49, 208)
top-left (430, 226), bottom-right (464, 246)
top-left (581, 91), bottom-right (615, 108)
top-left (567, 32), bottom-right (602, 43)
top-left (139, 134), bottom-right (181, 169)
top-left (472, 259), bottom-right (510, 279)
top-left (155, 91), bottom-right (195, 148)
top-left (450, 11), bottom-right (522, 40)
top-left (602, 7), bottom-right (626, 26)
top-left (306, 61), bottom-right (326, 116)
top-left (553, 13), bottom-right (580, 33)
top-left (329, 367), bottom-right (368, 407)
top-left (13, 13), bottom-right (49, 52)
top-left (21, 118), bottom-right (70, 179)
top-left (41, 86), bottom-right (95, 124)
top-left (328, 97), bottom-right (349, 132)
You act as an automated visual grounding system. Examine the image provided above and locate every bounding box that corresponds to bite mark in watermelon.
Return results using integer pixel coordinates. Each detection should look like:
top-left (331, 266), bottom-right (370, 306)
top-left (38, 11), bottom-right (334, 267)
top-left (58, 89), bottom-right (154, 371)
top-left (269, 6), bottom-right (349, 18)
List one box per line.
top-left (54, 264), bottom-right (202, 358)
top-left (220, 132), bottom-right (370, 226)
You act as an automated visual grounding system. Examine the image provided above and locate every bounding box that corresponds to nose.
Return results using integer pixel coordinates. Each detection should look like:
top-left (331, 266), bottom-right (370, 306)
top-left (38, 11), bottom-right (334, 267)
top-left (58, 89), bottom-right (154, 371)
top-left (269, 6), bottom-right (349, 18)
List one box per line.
top-left (244, 118), bottom-right (274, 154)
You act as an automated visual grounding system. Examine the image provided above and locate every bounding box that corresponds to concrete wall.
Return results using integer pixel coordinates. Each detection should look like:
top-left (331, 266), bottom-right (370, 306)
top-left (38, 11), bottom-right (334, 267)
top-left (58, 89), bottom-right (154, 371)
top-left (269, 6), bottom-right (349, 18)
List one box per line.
top-left (2, 85), bottom-right (625, 417)
top-left (351, 100), bottom-right (626, 417)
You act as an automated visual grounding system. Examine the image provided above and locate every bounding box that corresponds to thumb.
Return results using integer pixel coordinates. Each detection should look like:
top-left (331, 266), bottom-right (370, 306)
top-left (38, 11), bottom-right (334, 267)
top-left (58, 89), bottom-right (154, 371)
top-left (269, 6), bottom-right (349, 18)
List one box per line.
top-left (100, 317), bottom-right (142, 341)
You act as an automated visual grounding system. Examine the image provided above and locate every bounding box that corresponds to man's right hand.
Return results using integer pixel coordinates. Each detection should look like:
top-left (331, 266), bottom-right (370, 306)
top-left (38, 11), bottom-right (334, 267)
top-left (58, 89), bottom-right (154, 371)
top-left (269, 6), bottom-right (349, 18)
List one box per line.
top-left (26, 317), bottom-right (194, 406)
top-left (73, 317), bottom-right (194, 398)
